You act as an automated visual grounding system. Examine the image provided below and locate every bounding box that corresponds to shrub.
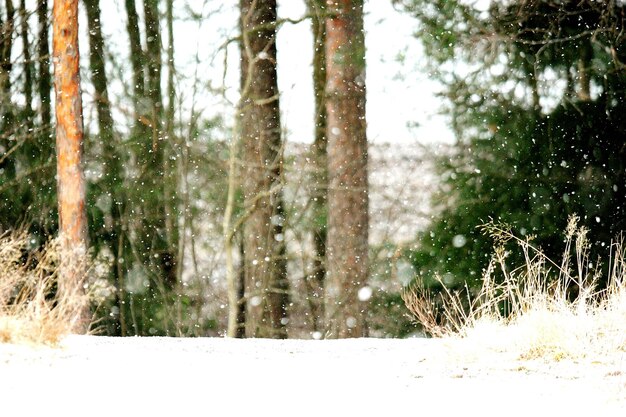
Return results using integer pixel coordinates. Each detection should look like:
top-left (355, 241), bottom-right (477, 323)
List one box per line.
top-left (0, 231), bottom-right (95, 345)
top-left (403, 215), bottom-right (626, 360)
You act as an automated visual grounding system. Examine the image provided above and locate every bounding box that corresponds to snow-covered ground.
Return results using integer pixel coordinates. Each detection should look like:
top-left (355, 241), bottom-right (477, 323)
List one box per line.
top-left (1, 336), bottom-right (625, 416)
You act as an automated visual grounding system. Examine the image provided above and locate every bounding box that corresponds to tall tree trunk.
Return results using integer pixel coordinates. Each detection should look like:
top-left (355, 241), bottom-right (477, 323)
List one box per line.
top-left (240, 0), bottom-right (289, 339)
top-left (0, 0), bottom-right (15, 124)
top-left (308, 0), bottom-right (328, 331)
top-left (0, 1), bottom-right (15, 179)
top-left (83, 0), bottom-right (113, 143)
top-left (164, 0), bottom-right (179, 282)
top-left (578, 37), bottom-right (592, 102)
top-left (140, 0), bottom-right (177, 292)
top-left (0, 0), bottom-right (14, 96)
top-left (19, 0), bottom-right (32, 119)
top-left (165, 0), bottom-right (175, 134)
top-left (52, 0), bottom-right (89, 332)
top-left (306, 0), bottom-right (328, 333)
top-left (309, 1), bottom-right (327, 158)
top-left (124, 0), bottom-right (144, 108)
top-left (37, 0), bottom-right (50, 128)
top-left (223, 121), bottom-right (240, 338)
top-left (83, 0), bottom-right (126, 336)
top-left (324, 0), bottom-right (369, 338)
top-left (236, 235), bottom-right (246, 338)
top-left (144, 0), bottom-right (162, 129)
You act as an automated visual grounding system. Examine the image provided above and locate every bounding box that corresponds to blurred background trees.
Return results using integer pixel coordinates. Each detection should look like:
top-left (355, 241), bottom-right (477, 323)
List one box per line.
top-left (396, 0), bottom-right (626, 300)
top-left (3, 0), bottom-right (625, 338)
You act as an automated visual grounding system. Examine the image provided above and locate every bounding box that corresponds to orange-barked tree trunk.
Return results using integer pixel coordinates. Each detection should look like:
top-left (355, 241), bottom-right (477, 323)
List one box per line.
top-left (53, 0), bottom-right (89, 331)
top-left (324, 0), bottom-right (369, 338)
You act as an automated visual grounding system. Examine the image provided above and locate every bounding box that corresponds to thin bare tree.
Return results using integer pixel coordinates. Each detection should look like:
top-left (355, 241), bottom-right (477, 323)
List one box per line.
top-left (37, 0), bottom-right (51, 128)
top-left (306, 0), bottom-right (328, 333)
top-left (83, 0), bottom-right (127, 335)
top-left (19, 0), bottom-right (32, 120)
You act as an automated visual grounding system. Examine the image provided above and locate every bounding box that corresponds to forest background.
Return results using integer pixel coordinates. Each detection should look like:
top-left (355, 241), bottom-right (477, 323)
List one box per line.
top-left (1, 0), bottom-right (625, 340)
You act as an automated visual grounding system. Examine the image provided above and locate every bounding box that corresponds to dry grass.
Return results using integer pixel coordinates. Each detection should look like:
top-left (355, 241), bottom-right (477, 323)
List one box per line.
top-left (0, 231), bottom-right (93, 346)
top-left (403, 215), bottom-right (626, 361)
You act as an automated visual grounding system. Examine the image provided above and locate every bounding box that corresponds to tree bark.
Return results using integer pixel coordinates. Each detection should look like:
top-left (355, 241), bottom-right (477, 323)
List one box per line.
top-left (165, 0), bottom-right (175, 134)
top-left (144, 0), bottom-right (162, 129)
top-left (578, 37), bottom-right (592, 102)
top-left (0, 0), bottom-right (15, 125)
top-left (306, 0), bottom-right (328, 333)
top-left (124, 0), bottom-right (144, 107)
top-left (236, 235), bottom-right (246, 338)
top-left (138, 0), bottom-right (177, 292)
top-left (52, 0), bottom-right (89, 332)
top-left (0, 0), bottom-right (14, 98)
top-left (324, 0), bottom-right (369, 338)
top-left (19, 0), bottom-right (32, 119)
top-left (164, 0), bottom-right (179, 282)
top-left (84, 0), bottom-right (114, 144)
top-left (240, 0), bottom-right (289, 338)
top-left (0, 1), bottom-right (15, 178)
top-left (310, 0), bottom-right (327, 158)
top-left (37, 0), bottom-right (51, 129)
top-left (84, 0), bottom-right (126, 336)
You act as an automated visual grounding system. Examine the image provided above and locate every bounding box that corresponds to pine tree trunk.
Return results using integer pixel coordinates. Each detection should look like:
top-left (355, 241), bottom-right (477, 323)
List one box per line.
top-left (140, 0), bottom-right (177, 292)
top-left (578, 38), bottom-right (592, 102)
top-left (0, 0), bottom-right (14, 100)
top-left (324, 0), bottom-right (369, 338)
top-left (306, 0), bottom-right (328, 333)
top-left (19, 0), bottom-right (32, 119)
top-left (144, 0), bottom-right (162, 126)
top-left (164, 0), bottom-right (180, 284)
top-left (0, 1), bottom-right (15, 179)
top-left (121, 0), bottom-right (146, 335)
top-left (165, 0), bottom-right (175, 134)
top-left (236, 236), bottom-right (246, 338)
top-left (124, 0), bottom-right (144, 106)
top-left (0, 0), bottom-right (15, 127)
top-left (37, 0), bottom-right (51, 129)
top-left (84, 0), bottom-right (126, 336)
top-left (52, 0), bottom-right (89, 332)
top-left (240, 0), bottom-right (289, 339)
top-left (84, 0), bottom-right (114, 143)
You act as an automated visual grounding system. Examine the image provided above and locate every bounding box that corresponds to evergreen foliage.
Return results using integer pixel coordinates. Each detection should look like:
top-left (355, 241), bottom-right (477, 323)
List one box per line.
top-left (398, 0), bottom-right (626, 290)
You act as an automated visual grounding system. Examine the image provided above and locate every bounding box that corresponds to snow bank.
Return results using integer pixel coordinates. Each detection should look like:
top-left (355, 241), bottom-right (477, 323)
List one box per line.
top-left (1, 336), bottom-right (624, 416)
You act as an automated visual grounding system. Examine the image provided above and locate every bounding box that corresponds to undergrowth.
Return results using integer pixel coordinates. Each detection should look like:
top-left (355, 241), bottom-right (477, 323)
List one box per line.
top-left (403, 215), bottom-right (626, 361)
top-left (0, 231), bottom-right (95, 346)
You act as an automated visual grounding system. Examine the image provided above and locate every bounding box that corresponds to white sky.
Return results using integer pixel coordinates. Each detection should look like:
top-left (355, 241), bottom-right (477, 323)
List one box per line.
top-left (88, 0), bottom-right (454, 145)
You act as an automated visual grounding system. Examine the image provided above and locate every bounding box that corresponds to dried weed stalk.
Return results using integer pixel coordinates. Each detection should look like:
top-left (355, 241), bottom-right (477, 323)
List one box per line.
top-left (0, 231), bottom-right (93, 345)
top-left (403, 215), bottom-right (626, 360)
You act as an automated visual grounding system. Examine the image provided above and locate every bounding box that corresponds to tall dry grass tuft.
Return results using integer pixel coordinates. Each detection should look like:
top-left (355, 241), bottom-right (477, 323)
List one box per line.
top-left (0, 231), bottom-right (93, 345)
top-left (403, 215), bottom-right (626, 361)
